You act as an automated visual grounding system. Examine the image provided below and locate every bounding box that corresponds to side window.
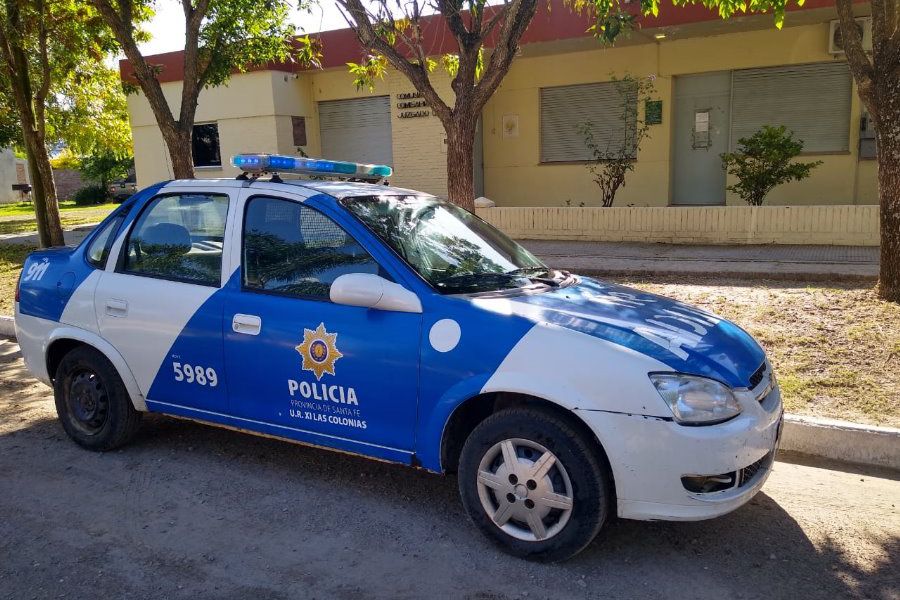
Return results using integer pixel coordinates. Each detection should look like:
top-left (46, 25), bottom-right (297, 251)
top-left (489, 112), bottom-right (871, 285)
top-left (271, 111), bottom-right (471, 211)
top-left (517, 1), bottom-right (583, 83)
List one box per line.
top-left (86, 215), bottom-right (124, 268)
top-left (243, 196), bottom-right (382, 299)
top-left (124, 193), bottom-right (229, 286)
top-left (192, 123), bottom-right (221, 168)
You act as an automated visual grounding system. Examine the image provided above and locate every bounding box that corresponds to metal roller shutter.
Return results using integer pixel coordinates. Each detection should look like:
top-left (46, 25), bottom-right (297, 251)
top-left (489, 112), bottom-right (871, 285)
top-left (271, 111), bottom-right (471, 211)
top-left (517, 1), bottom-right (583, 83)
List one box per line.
top-left (730, 62), bottom-right (852, 153)
top-left (540, 81), bottom-right (636, 163)
top-left (318, 96), bottom-right (393, 165)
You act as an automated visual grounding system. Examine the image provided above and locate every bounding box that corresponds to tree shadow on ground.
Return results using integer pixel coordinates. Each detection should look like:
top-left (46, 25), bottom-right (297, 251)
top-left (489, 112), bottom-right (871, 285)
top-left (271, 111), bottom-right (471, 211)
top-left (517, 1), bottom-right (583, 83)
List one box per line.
top-left (1, 342), bottom-right (897, 600)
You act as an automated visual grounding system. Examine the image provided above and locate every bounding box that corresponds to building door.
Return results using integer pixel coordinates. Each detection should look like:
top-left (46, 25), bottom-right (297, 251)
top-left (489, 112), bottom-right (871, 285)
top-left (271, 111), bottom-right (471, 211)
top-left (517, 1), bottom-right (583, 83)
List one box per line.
top-left (672, 72), bottom-right (731, 205)
top-left (319, 96), bottom-right (393, 166)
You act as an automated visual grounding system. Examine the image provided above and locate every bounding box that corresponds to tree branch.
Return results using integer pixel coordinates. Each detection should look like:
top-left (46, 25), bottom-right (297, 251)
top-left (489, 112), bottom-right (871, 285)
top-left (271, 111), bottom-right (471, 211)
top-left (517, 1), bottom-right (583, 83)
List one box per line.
top-left (179, 0), bottom-right (210, 128)
top-left (92, 0), bottom-right (180, 138)
top-left (472, 0), bottom-right (536, 111)
top-left (835, 0), bottom-right (875, 108)
top-left (337, 0), bottom-right (452, 123)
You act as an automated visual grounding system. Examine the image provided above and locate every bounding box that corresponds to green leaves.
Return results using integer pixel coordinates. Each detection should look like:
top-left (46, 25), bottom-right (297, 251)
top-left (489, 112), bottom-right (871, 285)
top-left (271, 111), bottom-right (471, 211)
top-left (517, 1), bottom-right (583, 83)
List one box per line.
top-left (440, 48), bottom-right (484, 80)
top-left (568, 0), bottom-right (797, 42)
top-left (347, 54), bottom-right (388, 91)
top-left (0, 0), bottom-right (132, 154)
top-left (720, 125), bottom-right (823, 205)
top-left (199, 0), bottom-right (306, 87)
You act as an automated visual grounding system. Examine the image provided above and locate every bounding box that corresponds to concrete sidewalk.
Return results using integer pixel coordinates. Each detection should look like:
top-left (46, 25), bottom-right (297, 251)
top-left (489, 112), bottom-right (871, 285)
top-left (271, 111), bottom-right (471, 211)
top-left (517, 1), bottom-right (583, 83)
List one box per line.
top-left (1, 224), bottom-right (880, 281)
top-left (0, 224), bottom-right (95, 246)
top-left (521, 240), bottom-right (880, 281)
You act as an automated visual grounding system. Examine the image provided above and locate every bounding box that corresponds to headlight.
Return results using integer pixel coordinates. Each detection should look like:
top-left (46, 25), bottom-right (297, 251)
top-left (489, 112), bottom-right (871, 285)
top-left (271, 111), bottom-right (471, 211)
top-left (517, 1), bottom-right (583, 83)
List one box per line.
top-left (649, 374), bottom-right (742, 425)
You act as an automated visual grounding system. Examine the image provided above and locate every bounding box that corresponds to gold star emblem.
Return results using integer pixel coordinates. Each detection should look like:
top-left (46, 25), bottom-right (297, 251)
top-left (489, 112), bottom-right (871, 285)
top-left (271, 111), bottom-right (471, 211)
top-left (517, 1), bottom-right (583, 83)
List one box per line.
top-left (295, 322), bottom-right (343, 380)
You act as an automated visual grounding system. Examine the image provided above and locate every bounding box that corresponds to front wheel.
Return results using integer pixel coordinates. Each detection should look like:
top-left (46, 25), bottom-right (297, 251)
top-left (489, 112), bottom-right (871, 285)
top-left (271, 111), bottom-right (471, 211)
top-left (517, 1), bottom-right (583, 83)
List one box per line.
top-left (457, 407), bottom-right (611, 562)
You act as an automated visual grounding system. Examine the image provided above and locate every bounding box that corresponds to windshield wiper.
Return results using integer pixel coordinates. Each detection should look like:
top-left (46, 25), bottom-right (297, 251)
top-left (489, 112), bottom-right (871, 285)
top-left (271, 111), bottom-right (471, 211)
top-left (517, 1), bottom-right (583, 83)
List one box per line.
top-left (506, 266), bottom-right (562, 287)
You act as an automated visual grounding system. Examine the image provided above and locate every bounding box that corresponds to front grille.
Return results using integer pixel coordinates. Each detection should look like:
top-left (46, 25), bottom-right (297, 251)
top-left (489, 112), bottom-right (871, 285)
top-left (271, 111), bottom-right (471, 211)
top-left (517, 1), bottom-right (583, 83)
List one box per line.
top-left (738, 453), bottom-right (771, 487)
top-left (682, 452), bottom-right (773, 494)
top-left (748, 362), bottom-right (767, 389)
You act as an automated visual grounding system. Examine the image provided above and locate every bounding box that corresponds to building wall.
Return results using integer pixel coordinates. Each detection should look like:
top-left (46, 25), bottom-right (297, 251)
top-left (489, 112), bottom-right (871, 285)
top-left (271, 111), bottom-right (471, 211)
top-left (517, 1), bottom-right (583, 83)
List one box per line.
top-left (475, 205), bottom-right (880, 246)
top-left (306, 68), bottom-right (453, 196)
top-left (481, 21), bottom-right (877, 208)
top-left (126, 20), bottom-right (878, 207)
top-left (0, 148), bottom-right (20, 204)
top-left (52, 169), bottom-right (85, 201)
top-left (130, 70), bottom-right (285, 186)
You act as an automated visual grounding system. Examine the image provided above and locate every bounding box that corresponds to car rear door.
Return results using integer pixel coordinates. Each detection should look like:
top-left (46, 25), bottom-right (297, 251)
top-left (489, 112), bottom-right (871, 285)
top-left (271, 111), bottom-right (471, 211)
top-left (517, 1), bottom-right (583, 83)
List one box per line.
top-left (94, 183), bottom-right (237, 414)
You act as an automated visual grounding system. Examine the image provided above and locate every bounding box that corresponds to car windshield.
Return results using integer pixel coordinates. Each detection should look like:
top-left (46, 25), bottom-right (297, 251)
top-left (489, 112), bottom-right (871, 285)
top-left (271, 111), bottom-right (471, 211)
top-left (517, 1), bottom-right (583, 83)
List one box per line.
top-left (343, 195), bottom-right (553, 293)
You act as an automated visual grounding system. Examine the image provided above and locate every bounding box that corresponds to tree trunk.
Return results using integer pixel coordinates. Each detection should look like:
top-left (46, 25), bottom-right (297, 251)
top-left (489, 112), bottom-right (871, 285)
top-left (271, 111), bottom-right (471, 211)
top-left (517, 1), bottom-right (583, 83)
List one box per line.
top-left (29, 140), bottom-right (66, 246)
top-left (25, 153), bottom-right (50, 248)
top-left (2, 0), bottom-right (64, 248)
top-left (445, 117), bottom-right (477, 211)
top-left (161, 124), bottom-right (195, 180)
top-left (875, 76), bottom-right (900, 302)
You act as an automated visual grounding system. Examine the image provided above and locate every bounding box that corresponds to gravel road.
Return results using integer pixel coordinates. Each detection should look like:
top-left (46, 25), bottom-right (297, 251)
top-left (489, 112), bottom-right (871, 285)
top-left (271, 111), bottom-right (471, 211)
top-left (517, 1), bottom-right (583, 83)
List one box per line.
top-left (0, 339), bottom-right (897, 600)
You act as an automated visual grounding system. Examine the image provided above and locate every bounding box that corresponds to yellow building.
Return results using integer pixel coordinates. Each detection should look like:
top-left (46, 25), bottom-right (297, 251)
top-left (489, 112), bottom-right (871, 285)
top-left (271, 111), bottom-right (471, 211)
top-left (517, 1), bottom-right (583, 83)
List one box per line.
top-left (124, 0), bottom-right (877, 208)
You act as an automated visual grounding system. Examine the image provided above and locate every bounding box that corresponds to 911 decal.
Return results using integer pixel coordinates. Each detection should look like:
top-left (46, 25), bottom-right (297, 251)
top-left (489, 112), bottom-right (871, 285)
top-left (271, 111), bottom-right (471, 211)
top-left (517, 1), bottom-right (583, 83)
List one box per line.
top-left (22, 258), bottom-right (49, 282)
top-left (173, 362), bottom-right (219, 387)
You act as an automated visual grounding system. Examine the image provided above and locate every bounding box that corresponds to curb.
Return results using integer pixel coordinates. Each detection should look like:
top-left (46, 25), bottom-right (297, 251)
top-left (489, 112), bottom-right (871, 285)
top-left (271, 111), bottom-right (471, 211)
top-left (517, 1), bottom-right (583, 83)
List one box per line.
top-left (0, 315), bottom-right (14, 338)
top-left (780, 414), bottom-right (899, 470)
top-left (0, 318), bottom-right (894, 470)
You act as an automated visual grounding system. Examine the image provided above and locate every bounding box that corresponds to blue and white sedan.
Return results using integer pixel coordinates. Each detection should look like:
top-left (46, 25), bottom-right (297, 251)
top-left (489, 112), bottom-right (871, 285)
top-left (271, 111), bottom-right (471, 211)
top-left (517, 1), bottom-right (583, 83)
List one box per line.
top-left (15, 154), bottom-right (782, 561)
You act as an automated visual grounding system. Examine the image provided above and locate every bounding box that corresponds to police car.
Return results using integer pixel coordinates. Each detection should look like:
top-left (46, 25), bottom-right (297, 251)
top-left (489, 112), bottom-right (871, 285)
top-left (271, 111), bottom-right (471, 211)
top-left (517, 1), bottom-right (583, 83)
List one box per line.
top-left (15, 154), bottom-right (782, 561)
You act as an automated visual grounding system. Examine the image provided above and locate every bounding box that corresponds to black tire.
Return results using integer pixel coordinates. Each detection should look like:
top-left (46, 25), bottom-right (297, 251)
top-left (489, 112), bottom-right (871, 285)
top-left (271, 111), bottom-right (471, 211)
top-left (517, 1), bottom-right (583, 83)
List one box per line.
top-left (53, 345), bottom-right (142, 451)
top-left (458, 406), bottom-right (611, 562)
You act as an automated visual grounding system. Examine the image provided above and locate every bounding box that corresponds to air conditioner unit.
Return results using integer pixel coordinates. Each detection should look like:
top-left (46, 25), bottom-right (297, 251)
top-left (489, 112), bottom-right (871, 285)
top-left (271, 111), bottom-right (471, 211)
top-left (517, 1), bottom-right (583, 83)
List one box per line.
top-left (829, 18), bottom-right (872, 54)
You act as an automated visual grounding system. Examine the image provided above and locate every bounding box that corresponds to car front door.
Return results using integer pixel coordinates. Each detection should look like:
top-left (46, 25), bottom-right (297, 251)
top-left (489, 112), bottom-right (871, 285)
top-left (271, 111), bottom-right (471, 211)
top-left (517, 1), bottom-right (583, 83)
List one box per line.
top-left (94, 185), bottom-right (234, 414)
top-left (221, 190), bottom-right (422, 459)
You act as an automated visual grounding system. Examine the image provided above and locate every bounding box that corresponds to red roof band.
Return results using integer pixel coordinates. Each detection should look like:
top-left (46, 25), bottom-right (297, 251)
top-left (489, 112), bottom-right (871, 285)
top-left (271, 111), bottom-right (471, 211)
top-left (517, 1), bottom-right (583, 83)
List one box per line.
top-left (119, 0), bottom-right (845, 84)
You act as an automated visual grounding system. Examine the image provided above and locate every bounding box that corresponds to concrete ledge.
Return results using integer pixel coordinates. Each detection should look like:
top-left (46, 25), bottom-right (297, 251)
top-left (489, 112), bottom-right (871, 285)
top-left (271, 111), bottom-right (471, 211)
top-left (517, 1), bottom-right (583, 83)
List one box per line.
top-left (0, 315), bottom-right (14, 338)
top-left (475, 205), bottom-right (880, 246)
top-left (780, 414), bottom-right (900, 470)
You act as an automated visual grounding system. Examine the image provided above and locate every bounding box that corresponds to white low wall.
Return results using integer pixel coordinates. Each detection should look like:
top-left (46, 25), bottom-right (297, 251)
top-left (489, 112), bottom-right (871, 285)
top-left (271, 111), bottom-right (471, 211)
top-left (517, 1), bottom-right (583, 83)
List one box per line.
top-left (474, 205), bottom-right (880, 246)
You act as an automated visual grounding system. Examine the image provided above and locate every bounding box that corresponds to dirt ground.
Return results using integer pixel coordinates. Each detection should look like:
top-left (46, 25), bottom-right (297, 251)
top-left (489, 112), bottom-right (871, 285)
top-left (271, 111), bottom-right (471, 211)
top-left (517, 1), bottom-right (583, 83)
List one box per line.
top-left (0, 340), bottom-right (897, 600)
top-left (621, 277), bottom-right (900, 428)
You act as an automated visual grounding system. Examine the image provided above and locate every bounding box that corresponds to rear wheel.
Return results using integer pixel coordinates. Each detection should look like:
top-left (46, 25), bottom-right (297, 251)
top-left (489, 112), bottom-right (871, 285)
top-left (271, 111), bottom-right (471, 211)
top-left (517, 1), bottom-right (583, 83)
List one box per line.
top-left (458, 407), bottom-right (611, 561)
top-left (53, 346), bottom-right (141, 451)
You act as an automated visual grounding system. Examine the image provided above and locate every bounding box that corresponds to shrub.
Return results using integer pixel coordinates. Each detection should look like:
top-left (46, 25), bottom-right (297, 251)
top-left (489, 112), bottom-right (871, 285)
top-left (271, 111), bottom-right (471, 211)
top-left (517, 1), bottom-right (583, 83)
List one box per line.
top-left (72, 184), bottom-right (109, 206)
top-left (720, 125), bottom-right (823, 206)
top-left (578, 75), bottom-right (656, 207)
top-left (79, 151), bottom-right (133, 189)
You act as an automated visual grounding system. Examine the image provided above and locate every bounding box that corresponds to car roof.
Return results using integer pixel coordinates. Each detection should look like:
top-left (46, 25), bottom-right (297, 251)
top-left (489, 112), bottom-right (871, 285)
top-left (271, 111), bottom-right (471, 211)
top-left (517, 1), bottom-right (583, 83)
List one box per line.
top-left (163, 178), bottom-right (426, 200)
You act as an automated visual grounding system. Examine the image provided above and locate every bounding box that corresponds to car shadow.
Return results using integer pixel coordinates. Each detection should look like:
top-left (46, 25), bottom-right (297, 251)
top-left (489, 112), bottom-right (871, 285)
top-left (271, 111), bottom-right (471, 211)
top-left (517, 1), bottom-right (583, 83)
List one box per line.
top-left (0, 342), bottom-right (897, 599)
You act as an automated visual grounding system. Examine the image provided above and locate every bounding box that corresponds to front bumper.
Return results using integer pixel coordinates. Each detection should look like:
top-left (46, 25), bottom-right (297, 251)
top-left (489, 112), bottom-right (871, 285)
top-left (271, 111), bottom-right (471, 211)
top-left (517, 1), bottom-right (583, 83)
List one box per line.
top-left (577, 378), bottom-right (783, 522)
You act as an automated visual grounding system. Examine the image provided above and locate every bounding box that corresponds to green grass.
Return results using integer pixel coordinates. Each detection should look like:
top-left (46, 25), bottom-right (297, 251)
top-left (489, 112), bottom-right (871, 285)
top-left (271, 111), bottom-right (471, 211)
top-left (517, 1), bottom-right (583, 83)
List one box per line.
top-left (0, 244), bottom-right (36, 315)
top-left (0, 201), bottom-right (118, 218)
top-left (621, 277), bottom-right (900, 427)
top-left (0, 202), bottom-right (116, 236)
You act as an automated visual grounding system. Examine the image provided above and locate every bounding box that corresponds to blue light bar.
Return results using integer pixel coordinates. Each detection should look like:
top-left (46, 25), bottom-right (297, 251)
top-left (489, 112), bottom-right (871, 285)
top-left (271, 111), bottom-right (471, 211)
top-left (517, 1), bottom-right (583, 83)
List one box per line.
top-left (231, 153), bottom-right (392, 179)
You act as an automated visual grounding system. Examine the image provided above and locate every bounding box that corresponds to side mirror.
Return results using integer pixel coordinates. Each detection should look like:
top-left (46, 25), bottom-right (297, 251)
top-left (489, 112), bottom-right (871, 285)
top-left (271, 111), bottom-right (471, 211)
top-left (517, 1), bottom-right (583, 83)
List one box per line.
top-left (330, 273), bottom-right (422, 314)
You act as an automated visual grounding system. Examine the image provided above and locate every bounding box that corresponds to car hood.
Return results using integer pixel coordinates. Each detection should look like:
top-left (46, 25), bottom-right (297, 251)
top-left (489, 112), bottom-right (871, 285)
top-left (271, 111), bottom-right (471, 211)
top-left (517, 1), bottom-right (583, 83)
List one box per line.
top-left (477, 277), bottom-right (765, 388)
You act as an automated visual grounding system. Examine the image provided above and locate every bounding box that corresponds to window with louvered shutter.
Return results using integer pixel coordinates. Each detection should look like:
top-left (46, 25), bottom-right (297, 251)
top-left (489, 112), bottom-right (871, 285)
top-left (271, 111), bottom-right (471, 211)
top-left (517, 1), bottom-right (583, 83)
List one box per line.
top-left (540, 82), bottom-right (636, 163)
top-left (730, 63), bottom-right (852, 154)
top-left (319, 96), bottom-right (393, 165)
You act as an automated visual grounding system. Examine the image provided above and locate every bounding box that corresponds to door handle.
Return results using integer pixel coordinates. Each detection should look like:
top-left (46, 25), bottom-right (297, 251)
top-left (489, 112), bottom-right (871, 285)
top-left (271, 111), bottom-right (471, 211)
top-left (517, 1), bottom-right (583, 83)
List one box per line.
top-left (232, 313), bottom-right (261, 336)
top-left (105, 299), bottom-right (128, 317)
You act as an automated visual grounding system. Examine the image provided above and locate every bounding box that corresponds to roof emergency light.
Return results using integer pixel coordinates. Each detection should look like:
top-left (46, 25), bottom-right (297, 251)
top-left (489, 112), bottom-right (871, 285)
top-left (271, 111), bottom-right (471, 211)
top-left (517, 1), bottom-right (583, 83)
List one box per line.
top-left (231, 153), bottom-right (392, 180)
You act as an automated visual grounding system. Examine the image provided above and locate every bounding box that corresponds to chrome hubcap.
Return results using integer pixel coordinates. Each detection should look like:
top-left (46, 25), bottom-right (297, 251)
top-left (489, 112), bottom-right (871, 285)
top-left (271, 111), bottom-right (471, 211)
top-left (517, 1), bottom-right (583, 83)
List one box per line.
top-left (476, 438), bottom-right (573, 542)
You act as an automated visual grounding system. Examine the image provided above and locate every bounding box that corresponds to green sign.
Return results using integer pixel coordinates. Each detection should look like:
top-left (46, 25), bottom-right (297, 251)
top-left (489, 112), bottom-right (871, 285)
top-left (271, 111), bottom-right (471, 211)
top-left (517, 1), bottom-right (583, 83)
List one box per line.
top-left (645, 100), bottom-right (662, 125)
